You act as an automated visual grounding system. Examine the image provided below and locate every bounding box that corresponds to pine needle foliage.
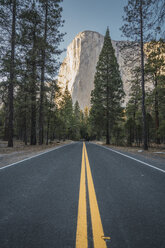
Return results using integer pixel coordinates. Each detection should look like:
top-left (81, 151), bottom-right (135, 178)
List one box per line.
top-left (90, 28), bottom-right (124, 144)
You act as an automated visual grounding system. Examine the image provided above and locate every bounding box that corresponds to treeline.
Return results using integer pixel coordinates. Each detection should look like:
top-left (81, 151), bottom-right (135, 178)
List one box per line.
top-left (81, 40), bottom-right (165, 147)
top-left (0, 0), bottom-right (164, 148)
top-left (85, 0), bottom-right (165, 148)
top-left (86, 30), bottom-right (165, 147)
top-left (0, 0), bottom-right (65, 147)
top-left (125, 40), bottom-right (165, 146)
top-left (121, 0), bottom-right (165, 150)
top-left (54, 37), bottom-right (165, 148)
top-left (58, 29), bottom-right (165, 147)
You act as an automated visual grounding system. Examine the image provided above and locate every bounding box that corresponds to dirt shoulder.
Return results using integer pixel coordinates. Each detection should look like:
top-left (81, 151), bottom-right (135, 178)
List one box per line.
top-left (91, 141), bottom-right (165, 161)
top-left (0, 140), bottom-right (73, 168)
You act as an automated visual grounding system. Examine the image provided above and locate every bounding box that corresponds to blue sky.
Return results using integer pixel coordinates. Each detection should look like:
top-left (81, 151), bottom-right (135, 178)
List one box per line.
top-left (60, 0), bottom-right (128, 61)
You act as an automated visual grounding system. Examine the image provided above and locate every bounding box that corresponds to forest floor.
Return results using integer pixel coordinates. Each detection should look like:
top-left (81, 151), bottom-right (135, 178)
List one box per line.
top-left (92, 141), bottom-right (165, 160)
top-left (0, 140), bottom-right (73, 168)
top-left (1, 140), bottom-right (165, 169)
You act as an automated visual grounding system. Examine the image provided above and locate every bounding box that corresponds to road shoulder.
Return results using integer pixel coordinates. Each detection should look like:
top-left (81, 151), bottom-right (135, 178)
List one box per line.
top-left (0, 140), bottom-right (73, 169)
top-left (90, 141), bottom-right (165, 172)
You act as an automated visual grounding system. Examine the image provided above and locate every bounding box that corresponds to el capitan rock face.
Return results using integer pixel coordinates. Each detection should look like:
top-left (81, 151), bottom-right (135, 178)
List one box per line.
top-left (58, 31), bottom-right (141, 110)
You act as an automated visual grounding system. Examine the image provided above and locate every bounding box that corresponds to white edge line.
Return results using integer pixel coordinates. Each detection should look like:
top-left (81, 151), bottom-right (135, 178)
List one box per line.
top-left (93, 143), bottom-right (165, 174)
top-left (0, 142), bottom-right (75, 171)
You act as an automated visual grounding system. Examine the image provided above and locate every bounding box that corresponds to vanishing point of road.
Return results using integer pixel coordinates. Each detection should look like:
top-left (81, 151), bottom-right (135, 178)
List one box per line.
top-left (0, 142), bottom-right (165, 248)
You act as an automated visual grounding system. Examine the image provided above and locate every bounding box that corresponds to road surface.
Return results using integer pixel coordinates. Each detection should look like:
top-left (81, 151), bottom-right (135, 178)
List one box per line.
top-left (0, 142), bottom-right (165, 248)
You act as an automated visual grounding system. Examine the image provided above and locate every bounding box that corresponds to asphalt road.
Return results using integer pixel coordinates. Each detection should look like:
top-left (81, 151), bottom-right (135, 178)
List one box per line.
top-left (0, 142), bottom-right (165, 248)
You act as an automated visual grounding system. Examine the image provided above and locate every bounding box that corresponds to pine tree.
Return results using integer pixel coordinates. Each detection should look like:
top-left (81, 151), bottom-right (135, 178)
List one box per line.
top-left (145, 40), bottom-right (165, 143)
top-left (60, 85), bottom-right (73, 140)
top-left (14, 77), bottom-right (30, 144)
top-left (0, 80), bottom-right (8, 140)
top-left (38, 0), bottom-right (48, 145)
top-left (0, 0), bottom-right (65, 145)
top-left (38, 0), bottom-right (65, 145)
top-left (121, 0), bottom-right (160, 150)
top-left (125, 67), bottom-right (142, 146)
top-left (74, 101), bottom-right (81, 122)
top-left (73, 101), bottom-right (81, 140)
top-left (90, 28), bottom-right (124, 144)
top-left (45, 80), bottom-right (59, 145)
top-left (0, 0), bottom-right (19, 147)
top-left (19, 2), bottom-right (42, 145)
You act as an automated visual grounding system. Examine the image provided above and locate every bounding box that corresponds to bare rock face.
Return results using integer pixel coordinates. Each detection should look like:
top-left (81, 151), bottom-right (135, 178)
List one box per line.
top-left (58, 31), bottom-right (141, 110)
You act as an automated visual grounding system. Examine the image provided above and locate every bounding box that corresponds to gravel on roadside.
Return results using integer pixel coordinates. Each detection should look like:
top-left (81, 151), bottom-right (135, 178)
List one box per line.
top-left (0, 140), bottom-right (73, 168)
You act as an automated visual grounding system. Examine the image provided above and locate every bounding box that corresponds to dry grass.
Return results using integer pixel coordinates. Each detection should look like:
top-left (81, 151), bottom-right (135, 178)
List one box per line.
top-left (0, 140), bottom-right (72, 153)
top-left (0, 140), bottom-right (73, 168)
top-left (91, 141), bottom-right (165, 159)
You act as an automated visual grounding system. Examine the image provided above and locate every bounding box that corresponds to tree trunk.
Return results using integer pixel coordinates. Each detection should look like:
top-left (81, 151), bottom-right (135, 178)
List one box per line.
top-left (24, 94), bottom-right (27, 145)
top-left (133, 105), bottom-right (136, 144)
top-left (39, 1), bottom-right (48, 145)
top-left (39, 66), bottom-right (44, 145)
top-left (129, 124), bottom-right (132, 146)
top-left (8, 0), bottom-right (16, 147)
top-left (4, 102), bottom-right (9, 141)
top-left (30, 84), bottom-right (37, 145)
top-left (106, 118), bottom-right (110, 145)
top-left (30, 27), bottom-right (37, 145)
top-left (133, 97), bottom-right (138, 145)
top-left (154, 77), bottom-right (160, 144)
top-left (140, 0), bottom-right (148, 150)
top-left (106, 79), bottom-right (110, 145)
top-left (46, 116), bottom-right (50, 145)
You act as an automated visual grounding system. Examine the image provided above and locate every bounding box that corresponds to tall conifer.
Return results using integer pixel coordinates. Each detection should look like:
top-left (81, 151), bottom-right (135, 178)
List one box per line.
top-left (19, 2), bottom-right (42, 145)
top-left (60, 85), bottom-right (73, 139)
top-left (121, 0), bottom-right (156, 150)
top-left (0, 0), bottom-right (19, 147)
top-left (38, 0), bottom-right (65, 145)
top-left (91, 28), bottom-right (124, 144)
top-left (145, 40), bottom-right (165, 143)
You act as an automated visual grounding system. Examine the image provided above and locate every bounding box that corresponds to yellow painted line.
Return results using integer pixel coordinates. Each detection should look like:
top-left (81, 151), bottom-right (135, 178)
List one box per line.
top-left (84, 143), bottom-right (107, 248)
top-left (76, 143), bottom-right (88, 248)
top-left (102, 236), bottom-right (111, 241)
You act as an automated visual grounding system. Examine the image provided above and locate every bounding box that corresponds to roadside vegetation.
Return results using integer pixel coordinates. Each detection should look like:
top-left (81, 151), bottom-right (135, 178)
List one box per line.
top-left (0, 0), bottom-right (164, 149)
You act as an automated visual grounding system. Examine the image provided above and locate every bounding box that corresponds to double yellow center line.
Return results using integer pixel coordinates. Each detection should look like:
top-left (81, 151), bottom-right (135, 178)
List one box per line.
top-left (76, 142), bottom-right (110, 248)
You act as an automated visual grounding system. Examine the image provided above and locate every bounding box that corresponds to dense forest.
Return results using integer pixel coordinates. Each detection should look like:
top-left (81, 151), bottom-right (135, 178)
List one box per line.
top-left (90, 30), bottom-right (165, 147)
top-left (0, 0), bottom-right (164, 148)
top-left (0, 0), bottom-right (65, 146)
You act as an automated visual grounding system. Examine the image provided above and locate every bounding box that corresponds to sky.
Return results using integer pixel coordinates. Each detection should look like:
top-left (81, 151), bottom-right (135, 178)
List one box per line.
top-left (60, 0), bottom-right (128, 62)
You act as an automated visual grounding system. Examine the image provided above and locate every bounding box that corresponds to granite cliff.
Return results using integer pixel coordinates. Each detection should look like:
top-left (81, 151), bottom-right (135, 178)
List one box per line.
top-left (58, 31), bottom-right (142, 110)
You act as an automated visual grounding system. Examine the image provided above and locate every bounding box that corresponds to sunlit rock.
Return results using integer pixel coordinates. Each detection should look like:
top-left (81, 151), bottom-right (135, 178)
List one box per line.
top-left (58, 31), bottom-right (142, 110)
